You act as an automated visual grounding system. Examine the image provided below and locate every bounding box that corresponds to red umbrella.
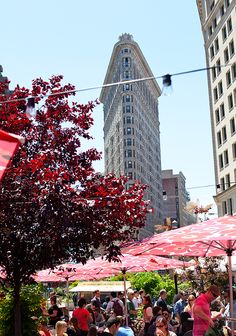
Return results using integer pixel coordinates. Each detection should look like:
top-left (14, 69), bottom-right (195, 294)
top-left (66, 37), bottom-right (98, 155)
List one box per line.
top-left (71, 253), bottom-right (194, 325)
top-left (122, 215), bottom-right (236, 322)
top-left (76, 253), bottom-right (193, 275)
top-left (0, 130), bottom-right (24, 181)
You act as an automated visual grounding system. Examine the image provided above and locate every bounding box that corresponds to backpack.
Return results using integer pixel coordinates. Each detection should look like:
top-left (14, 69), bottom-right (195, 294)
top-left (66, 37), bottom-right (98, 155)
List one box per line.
top-left (112, 299), bottom-right (123, 316)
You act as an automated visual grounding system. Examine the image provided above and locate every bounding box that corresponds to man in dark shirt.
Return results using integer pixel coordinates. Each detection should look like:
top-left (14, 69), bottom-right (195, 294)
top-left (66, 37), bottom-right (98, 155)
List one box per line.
top-left (155, 289), bottom-right (168, 312)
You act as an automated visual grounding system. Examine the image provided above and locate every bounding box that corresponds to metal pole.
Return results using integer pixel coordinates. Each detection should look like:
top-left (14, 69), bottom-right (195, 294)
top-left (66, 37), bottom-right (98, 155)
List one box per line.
top-left (122, 269), bottom-right (128, 326)
top-left (174, 273), bottom-right (178, 295)
top-left (227, 245), bottom-right (234, 331)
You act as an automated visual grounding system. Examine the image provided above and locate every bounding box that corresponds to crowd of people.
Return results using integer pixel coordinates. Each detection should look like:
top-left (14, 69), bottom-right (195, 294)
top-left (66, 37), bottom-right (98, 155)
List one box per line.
top-left (37, 285), bottom-right (236, 336)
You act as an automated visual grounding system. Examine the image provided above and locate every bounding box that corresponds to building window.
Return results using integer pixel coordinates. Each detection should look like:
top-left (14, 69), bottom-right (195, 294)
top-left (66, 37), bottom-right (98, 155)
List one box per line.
top-left (210, 45), bottom-right (214, 59)
top-left (226, 70), bottom-right (232, 87)
top-left (216, 59), bottom-right (221, 75)
top-left (208, 25), bottom-right (213, 37)
top-left (228, 93), bottom-right (233, 110)
top-left (127, 161), bottom-right (132, 168)
top-left (227, 198), bottom-right (233, 215)
top-left (126, 116), bottom-right (131, 124)
top-left (210, 1), bottom-right (215, 11)
top-left (232, 142), bottom-right (236, 159)
top-left (214, 37), bottom-right (219, 53)
top-left (223, 201), bottom-right (227, 215)
top-left (226, 174), bottom-right (231, 188)
top-left (126, 105), bottom-right (131, 113)
top-left (219, 153), bottom-right (224, 169)
top-left (215, 108), bottom-right (220, 124)
top-left (222, 26), bottom-right (227, 41)
top-left (128, 172), bottom-right (133, 179)
top-left (212, 67), bottom-right (216, 81)
top-left (220, 4), bottom-right (225, 17)
top-left (222, 126), bottom-right (227, 142)
top-left (125, 94), bottom-right (133, 103)
top-left (126, 138), bottom-right (132, 146)
top-left (221, 177), bottom-right (225, 191)
top-left (123, 71), bottom-right (131, 79)
top-left (224, 150), bottom-right (229, 166)
top-left (220, 103), bottom-right (225, 119)
top-left (213, 87), bottom-right (218, 102)
top-left (227, 17), bottom-right (232, 34)
top-left (218, 81), bottom-right (223, 96)
top-left (127, 127), bottom-right (131, 135)
top-left (122, 57), bottom-right (131, 67)
top-left (230, 117), bottom-right (236, 134)
top-left (213, 17), bottom-right (217, 29)
top-left (224, 47), bottom-right (229, 63)
top-left (127, 149), bottom-right (132, 157)
top-left (231, 63), bottom-right (236, 80)
top-left (225, 0), bottom-right (230, 8)
top-left (217, 131), bottom-right (222, 146)
top-left (229, 40), bottom-right (235, 57)
top-left (121, 48), bottom-right (130, 54)
top-left (123, 84), bottom-right (132, 91)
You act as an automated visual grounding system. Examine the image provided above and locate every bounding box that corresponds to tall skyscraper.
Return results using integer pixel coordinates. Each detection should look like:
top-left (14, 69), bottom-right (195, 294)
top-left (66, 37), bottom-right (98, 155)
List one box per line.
top-left (197, 0), bottom-right (236, 216)
top-left (100, 34), bottom-right (163, 237)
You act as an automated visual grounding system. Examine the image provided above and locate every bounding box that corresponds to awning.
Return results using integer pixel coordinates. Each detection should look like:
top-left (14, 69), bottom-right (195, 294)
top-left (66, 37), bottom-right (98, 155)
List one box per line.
top-left (70, 281), bottom-right (131, 293)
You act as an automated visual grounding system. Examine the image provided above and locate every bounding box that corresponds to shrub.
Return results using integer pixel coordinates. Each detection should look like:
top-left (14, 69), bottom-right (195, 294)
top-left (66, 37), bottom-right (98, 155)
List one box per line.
top-left (0, 285), bottom-right (43, 336)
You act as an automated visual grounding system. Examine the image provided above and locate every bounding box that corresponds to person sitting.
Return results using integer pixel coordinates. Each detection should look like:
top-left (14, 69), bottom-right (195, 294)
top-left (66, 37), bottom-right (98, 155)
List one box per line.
top-left (100, 316), bottom-right (121, 336)
top-left (155, 317), bottom-right (177, 336)
top-left (178, 312), bottom-right (193, 336)
top-left (147, 306), bottom-right (163, 336)
top-left (55, 320), bottom-right (68, 336)
top-left (38, 318), bottom-right (53, 336)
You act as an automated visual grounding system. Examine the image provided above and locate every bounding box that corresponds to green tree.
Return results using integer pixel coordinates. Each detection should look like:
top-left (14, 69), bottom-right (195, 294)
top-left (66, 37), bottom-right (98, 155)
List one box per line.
top-left (0, 285), bottom-right (42, 336)
top-left (130, 272), bottom-right (176, 304)
top-left (178, 257), bottom-right (228, 292)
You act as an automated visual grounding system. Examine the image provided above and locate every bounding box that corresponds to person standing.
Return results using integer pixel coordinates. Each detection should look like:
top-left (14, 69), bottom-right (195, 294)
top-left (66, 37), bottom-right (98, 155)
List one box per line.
top-left (127, 289), bottom-right (137, 322)
top-left (106, 292), bottom-right (124, 316)
top-left (155, 289), bottom-right (168, 312)
top-left (173, 292), bottom-right (188, 322)
top-left (192, 285), bottom-right (222, 336)
top-left (184, 294), bottom-right (195, 317)
top-left (91, 290), bottom-right (101, 312)
top-left (143, 294), bottom-right (153, 336)
top-left (72, 298), bottom-right (93, 336)
top-left (48, 296), bottom-right (63, 328)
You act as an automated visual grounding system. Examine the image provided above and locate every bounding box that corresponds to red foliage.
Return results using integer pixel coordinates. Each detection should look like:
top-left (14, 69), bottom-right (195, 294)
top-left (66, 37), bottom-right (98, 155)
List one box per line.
top-left (0, 75), bottom-right (148, 287)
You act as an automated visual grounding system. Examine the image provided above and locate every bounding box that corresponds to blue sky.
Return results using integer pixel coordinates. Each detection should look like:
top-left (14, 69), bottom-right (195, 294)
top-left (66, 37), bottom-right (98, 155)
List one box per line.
top-left (2, 1), bottom-right (216, 211)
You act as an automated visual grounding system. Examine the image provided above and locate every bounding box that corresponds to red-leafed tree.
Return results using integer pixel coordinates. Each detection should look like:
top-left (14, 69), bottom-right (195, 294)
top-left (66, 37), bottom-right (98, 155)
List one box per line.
top-left (0, 76), bottom-right (148, 336)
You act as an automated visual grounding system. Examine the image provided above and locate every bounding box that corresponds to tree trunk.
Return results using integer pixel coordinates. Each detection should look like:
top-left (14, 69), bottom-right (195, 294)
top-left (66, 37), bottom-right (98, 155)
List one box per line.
top-left (13, 283), bottom-right (22, 336)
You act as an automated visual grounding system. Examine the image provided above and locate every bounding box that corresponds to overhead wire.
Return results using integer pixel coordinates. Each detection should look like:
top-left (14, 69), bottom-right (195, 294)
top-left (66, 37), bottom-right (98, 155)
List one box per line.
top-left (0, 64), bottom-right (231, 105)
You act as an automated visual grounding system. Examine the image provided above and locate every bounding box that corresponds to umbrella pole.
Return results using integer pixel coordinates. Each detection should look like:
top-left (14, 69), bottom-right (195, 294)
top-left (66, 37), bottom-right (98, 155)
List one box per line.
top-left (122, 269), bottom-right (128, 326)
top-left (227, 250), bottom-right (234, 330)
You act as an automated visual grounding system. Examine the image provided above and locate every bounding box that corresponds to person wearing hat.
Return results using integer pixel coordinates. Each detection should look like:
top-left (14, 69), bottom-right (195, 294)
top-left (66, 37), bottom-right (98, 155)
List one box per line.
top-left (100, 317), bottom-right (121, 336)
top-left (192, 285), bottom-right (222, 336)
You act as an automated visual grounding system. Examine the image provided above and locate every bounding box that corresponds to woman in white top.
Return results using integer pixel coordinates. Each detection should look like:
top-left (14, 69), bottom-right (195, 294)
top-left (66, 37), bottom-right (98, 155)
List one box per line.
top-left (143, 294), bottom-right (153, 336)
